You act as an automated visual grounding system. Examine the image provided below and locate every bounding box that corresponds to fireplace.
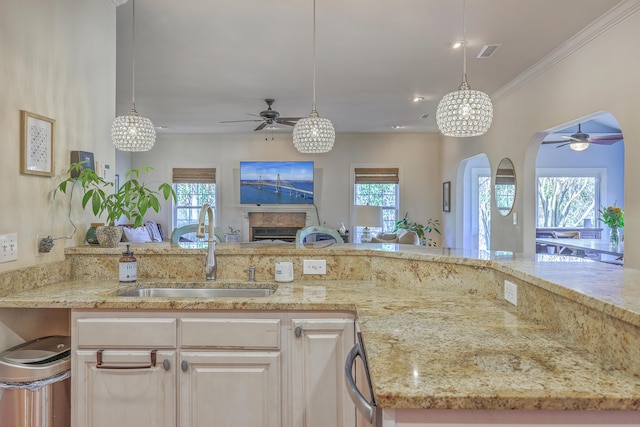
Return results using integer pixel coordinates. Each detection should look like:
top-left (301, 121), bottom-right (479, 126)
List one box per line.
top-left (251, 227), bottom-right (302, 242)
top-left (246, 211), bottom-right (309, 241)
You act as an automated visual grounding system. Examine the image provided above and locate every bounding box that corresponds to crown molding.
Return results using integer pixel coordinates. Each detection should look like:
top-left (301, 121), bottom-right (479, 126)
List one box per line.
top-left (110, 0), bottom-right (129, 6)
top-left (492, 0), bottom-right (640, 102)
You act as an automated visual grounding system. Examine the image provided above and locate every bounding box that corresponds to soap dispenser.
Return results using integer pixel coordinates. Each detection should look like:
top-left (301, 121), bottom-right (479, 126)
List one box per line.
top-left (119, 244), bottom-right (137, 282)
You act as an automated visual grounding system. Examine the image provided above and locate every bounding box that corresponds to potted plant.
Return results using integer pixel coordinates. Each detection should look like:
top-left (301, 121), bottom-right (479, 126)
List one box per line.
top-left (224, 226), bottom-right (241, 243)
top-left (55, 162), bottom-right (176, 247)
top-left (393, 212), bottom-right (441, 247)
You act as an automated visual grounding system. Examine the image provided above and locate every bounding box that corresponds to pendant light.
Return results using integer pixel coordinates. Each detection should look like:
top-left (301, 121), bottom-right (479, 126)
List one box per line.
top-left (436, 0), bottom-right (493, 138)
top-left (111, 0), bottom-right (156, 152)
top-left (292, 0), bottom-right (335, 153)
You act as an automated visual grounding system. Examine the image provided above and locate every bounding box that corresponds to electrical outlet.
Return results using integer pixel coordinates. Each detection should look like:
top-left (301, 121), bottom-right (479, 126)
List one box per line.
top-left (303, 259), bottom-right (326, 275)
top-left (0, 233), bottom-right (18, 263)
top-left (504, 280), bottom-right (518, 306)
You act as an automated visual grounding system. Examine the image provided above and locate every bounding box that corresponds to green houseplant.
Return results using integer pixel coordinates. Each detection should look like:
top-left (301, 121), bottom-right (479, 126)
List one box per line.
top-left (55, 162), bottom-right (176, 246)
top-left (393, 212), bottom-right (441, 247)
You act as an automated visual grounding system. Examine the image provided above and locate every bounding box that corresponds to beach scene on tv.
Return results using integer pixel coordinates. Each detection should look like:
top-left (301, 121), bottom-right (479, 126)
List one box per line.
top-left (240, 161), bottom-right (314, 204)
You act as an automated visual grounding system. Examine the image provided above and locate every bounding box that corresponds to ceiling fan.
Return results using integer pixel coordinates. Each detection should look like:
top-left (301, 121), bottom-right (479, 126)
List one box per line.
top-left (542, 123), bottom-right (623, 151)
top-left (220, 99), bottom-right (303, 131)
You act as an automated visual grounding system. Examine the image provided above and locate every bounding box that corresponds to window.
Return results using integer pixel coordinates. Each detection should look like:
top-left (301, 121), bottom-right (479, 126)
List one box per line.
top-left (172, 168), bottom-right (216, 239)
top-left (354, 167), bottom-right (399, 241)
top-left (536, 171), bottom-right (601, 228)
top-left (478, 175), bottom-right (491, 250)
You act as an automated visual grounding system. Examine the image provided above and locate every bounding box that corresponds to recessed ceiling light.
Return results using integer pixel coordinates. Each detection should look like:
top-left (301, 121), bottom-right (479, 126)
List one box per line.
top-left (452, 40), bottom-right (466, 49)
top-left (410, 96), bottom-right (425, 103)
top-left (155, 126), bottom-right (168, 130)
top-left (392, 125), bottom-right (404, 129)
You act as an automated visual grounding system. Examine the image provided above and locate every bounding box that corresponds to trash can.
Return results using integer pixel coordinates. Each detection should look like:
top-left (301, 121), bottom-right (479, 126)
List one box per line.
top-left (0, 336), bottom-right (71, 427)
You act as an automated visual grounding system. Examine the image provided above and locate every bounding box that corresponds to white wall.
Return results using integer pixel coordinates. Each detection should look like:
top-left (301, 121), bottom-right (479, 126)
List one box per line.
top-left (0, 0), bottom-right (117, 272)
top-left (131, 132), bottom-right (443, 244)
top-left (441, 3), bottom-right (640, 267)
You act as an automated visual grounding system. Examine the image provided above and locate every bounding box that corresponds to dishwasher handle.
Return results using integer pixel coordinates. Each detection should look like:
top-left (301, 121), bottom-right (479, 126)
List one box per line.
top-left (345, 342), bottom-right (375, 424)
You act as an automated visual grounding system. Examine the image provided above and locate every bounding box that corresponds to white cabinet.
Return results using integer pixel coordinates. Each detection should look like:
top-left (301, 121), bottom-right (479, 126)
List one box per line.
top-left (178, 316), bottom-right (282, 427)
top-left (72, 316), bottom-right (178, 427)
top-left (74, 349), bottom-right (176, 427)
top-left (72, 310), bottom-right (355, 427)
top-left (180, 351), bottom-right (280, 427)
top-left (291, 317), bottom-right (356, 427)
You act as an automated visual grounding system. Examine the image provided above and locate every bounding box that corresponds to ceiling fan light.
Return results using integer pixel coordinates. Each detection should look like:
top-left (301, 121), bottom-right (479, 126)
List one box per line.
top-left (111, 109), bottom-right (156, 152)
top-left (569, 141), bottom-right (589, 151)
top-left (436, 87), bottom-right (493, 137)
top-left (293, 111), bottom-right (335, 153)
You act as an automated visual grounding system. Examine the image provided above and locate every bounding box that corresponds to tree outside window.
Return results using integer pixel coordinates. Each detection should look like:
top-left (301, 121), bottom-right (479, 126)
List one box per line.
top-left (536, 176), bottom-right (598, 227)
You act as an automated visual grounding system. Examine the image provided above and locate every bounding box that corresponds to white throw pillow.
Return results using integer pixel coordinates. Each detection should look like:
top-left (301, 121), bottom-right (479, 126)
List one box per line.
top-left (123, 226), bottom-right (152, 243)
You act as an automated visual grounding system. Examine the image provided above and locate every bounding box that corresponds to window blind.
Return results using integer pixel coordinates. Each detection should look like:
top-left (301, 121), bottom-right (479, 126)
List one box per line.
top-left (172, 168), bottom-right (216, 183)
top-left (354, 168), bottom-right (399, 184)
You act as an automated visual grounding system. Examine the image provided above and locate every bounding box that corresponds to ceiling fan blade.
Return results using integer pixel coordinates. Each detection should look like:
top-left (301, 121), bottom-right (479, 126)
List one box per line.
top-left (588, 133), bottom-right (623, 141)
top-left (542, 140), bottom-right (566, 144)
top-left (220, 119), bottom-right (263, 123)
top-left (254, 122), bottom-right (267, 131)
top-left (555, 142), bottom-right (573, 148)
top-left (588, 139), bottom-right (622, 146)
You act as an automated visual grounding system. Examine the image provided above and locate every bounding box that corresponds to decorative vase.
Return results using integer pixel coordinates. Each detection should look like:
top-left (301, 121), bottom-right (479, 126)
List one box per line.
top-left (96, 225), bottom-right (123, 248)
top-left (85, 223), bottom-right (104, 245)
top-left (225, 233), bottom-right (240, 243)
top-left (609, 226), bottom-right (620, 246)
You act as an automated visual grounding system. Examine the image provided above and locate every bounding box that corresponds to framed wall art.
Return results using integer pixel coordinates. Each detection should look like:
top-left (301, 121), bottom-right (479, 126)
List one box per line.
top-left (443, 181), bottom-right (451, 212)
top-left (20, 110), bottom-right (55, 177)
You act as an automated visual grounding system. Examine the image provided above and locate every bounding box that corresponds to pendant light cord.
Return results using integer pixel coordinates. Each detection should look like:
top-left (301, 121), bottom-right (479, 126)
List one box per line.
top-left (131, 0), bottom-right (137, 113)
top-left (311, 0), bottom-right (317, 113)
top-left (461, 0), bottom-right (468, 86)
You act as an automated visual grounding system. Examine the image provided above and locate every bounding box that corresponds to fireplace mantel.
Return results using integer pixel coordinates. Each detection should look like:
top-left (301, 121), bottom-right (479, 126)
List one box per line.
top-left (239, 205), bottom-right (316, 241)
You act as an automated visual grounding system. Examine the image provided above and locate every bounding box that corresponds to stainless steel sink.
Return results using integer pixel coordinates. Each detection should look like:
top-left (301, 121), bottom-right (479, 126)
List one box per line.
top-left (117, 286), bottom-right (276, 298)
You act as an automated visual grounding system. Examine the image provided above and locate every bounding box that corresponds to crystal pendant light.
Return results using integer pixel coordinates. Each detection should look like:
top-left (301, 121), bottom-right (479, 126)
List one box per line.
top-left (111, 0), bottom-right (156, 152)
top-left (293, 0), bottom-right (335, 153)
top-left (436, 0), bottom-right (493, 138)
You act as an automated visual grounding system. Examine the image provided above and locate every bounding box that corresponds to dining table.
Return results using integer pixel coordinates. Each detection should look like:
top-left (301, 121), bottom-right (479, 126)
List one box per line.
top-left (535, 237), bottom-right (624, 257)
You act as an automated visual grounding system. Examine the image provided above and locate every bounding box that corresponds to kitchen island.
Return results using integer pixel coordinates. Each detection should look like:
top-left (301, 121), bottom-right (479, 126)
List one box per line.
top-left (0, 243), bottom-right (639, 423)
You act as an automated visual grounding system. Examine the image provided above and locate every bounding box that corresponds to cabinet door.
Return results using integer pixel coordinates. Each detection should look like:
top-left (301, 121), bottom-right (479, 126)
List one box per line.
top-left (179, 351), bottom-right (281, 427)
top-left (291, 318), bottom-right (356, 427)
top-left (73, 349), bottom-right (176, 427)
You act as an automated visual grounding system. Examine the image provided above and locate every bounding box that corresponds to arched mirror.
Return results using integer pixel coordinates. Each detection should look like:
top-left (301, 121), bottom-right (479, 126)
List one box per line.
top-left (495, 158), bottom-right (516, 216)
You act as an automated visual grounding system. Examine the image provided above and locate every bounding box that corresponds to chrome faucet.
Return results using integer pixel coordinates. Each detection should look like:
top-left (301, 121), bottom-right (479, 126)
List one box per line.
top-left (196, 203), bottom-right (216, 281)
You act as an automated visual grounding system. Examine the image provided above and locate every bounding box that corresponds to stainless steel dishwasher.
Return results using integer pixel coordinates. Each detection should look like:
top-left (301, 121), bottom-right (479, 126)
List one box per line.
top-left (0, 336), bottom-right (71, 427)
top-left (345, 332), bottom-right (382, 427)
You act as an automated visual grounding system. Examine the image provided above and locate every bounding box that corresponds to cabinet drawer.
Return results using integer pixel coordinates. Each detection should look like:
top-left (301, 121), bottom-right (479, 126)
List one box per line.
top-left (76, 318), bottom-right (177, 348)
top-left (180, 318), bottom-right (280, 349)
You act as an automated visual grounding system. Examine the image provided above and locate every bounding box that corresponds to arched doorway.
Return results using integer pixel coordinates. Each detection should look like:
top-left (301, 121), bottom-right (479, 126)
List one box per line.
top-left (535, 112), bottom-right (624, 262)
top-left (457, 154), bottom-right (491, 251)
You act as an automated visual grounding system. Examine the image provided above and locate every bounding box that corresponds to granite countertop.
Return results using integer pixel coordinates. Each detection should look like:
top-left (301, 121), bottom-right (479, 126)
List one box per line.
top-left (2, 244), bottom-right (640, 411)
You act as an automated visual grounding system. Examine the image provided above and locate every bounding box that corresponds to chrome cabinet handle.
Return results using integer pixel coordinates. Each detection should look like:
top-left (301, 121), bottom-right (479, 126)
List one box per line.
top-left (345, 343), bottom-right (375, 424)
top-left (181, 360), bottom-right (189, 372)
top-left (295, 326), bottom-right (302, 338)
top-left (96, 349), bottom-right (157, 370)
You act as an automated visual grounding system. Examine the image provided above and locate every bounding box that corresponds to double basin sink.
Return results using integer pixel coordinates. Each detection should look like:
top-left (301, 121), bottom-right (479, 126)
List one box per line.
top-left (116, 282), bottom-right (277, 298)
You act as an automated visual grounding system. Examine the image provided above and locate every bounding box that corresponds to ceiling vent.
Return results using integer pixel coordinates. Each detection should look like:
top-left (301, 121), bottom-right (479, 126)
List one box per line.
top-left (476, 44), bottom-right (501, 59)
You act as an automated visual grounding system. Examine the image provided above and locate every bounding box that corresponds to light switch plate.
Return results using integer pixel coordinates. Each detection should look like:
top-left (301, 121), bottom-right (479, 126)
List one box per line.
top-left (0, 233), bottom-right (18, 263)
top-left (303, 259), bottom-right (326, 274)
top-left (504, 280), bottom-right (518, 306)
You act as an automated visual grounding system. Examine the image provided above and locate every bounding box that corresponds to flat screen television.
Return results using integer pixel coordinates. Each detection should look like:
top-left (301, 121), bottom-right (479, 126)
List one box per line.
top-left (240, 161), bottom-right (314, 205)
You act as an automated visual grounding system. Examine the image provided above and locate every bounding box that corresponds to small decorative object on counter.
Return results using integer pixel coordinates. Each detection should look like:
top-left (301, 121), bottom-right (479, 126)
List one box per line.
top-left (85, 223), bottom-right (103, 245)
top-left (339, 222), bottom-right (346, 235)
top-left (119, 244), bottom-right (137, 282)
